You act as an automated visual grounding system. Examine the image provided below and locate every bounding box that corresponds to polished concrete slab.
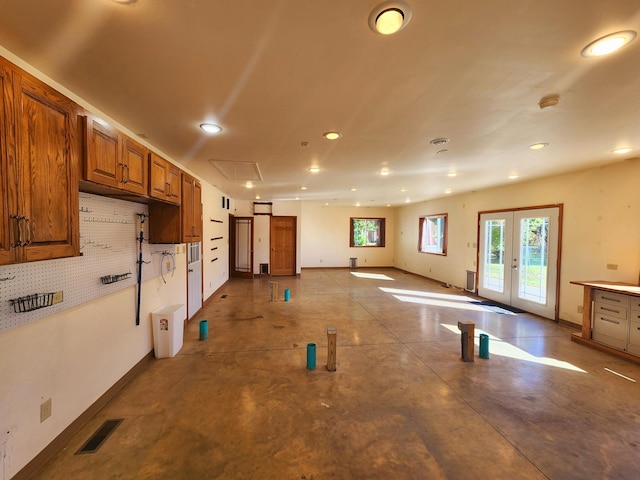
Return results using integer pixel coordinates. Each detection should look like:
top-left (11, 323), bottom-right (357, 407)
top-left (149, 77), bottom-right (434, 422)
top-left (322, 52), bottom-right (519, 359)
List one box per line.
top-left (33, 269), bottom-right (640, 479)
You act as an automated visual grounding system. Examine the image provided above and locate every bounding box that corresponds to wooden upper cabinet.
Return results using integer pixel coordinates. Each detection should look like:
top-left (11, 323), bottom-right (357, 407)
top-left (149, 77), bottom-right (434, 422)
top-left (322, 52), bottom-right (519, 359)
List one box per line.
top-left (11, 67), bottom-right (80, 263)
top-left (0, 59), bottom-right (14, 265)
top-left (182, 173), bottom-right (202, 243)
top-left (84, 113), bottom-right (120, 188)
top-left (149, 152), bottom-right (181, 205)
top-left (121, 136), bottom-right (147, 195)
top-left (83, 114), bottom-right (148, 196)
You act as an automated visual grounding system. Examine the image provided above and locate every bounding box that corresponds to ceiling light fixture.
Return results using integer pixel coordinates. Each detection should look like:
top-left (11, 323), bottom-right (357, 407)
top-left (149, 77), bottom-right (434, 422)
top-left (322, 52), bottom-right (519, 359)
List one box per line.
top-left (350, 188), bottom-right (357, 191)
top-left (508, 174), bottom-right (519, 180)
top-left (323, 131), bottom-right (341, 140)
top-left (113, 0), bottom-right (137, 4)
top-left (378, 168), bottom-right (390, 176)
top-left (300, 186), bottom-right (308, 190)
top-left (308, 166), bottom-right (320, 173)
top-left (369, 1), bottom-right (412, 35)
top-left (430, 137), bottom-right (450, 146)
top-left (245, 182), bottom-right (253, 189)
top-left (444, 189), bottom-right (452, 194)
top-left (529, 143), bottom-right (548, 150)
top-left (539, 94), bottom-right (560, 109)
top-left (613, 147), bottom-right (632, 154)
top-left (447, 170), bottom-right (457, 177)
top-left (200, 123), bottom-right (222, 134)
top-left (581, 30), bottom-right (637, 57)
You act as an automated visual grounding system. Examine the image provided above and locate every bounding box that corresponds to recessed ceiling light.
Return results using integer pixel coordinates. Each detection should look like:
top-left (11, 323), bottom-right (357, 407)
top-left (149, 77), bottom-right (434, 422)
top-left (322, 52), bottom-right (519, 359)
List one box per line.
top-left (444, 189), bottom-right (452, 194)
top-left (300, 186), bottom-right (307, 190)
top-left (245, 182), bottom-right (253, 189)
top-left (539, 94), bottom-right (560, 109)
top-left (369, 1), bottom-right (412, 35)
top-left (255, 195), bottom-right (261, 200)
top-left (447, 170), bottom-right (457, 177)
top-left (323, 131), bottom-right (341, 140)
top-left (613, 147), bottom-right (632, 154)
top-left (529, 143), bottom-right (548, 150)
top-left (581, 30), bottom-right (637, 57)
top-left (200, 123), bottom-right (222, 134)
top-left (350, 188), bottom-right (357, 191)
top-left (356, 202), bottom-right (361, 207)
top-left (400, 188), bottom-right (407, 192)
top-left (508, 174), bottom-right (519, 180)
top-left (405, 198), bottom-right (411, 203)
top-left (308, 166), bottom-right (320, 173)
top-left (378, 168), bottom-right (390, 176)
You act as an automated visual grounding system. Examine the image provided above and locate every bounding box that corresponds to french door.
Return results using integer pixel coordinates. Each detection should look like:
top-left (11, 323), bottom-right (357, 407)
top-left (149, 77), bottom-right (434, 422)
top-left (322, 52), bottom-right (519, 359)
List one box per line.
top-left (478, 206), bottom-right (561, 320)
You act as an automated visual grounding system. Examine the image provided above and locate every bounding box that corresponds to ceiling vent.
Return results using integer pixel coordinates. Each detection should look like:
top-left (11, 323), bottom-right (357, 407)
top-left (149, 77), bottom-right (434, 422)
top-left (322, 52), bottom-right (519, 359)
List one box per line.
top-left (210, 160), bottom-right (263, 182)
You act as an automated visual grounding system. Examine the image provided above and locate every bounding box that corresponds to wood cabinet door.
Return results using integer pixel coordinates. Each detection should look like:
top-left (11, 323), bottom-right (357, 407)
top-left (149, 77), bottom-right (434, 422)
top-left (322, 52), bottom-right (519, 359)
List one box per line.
top-left (149, 152), bottom-right (169, 201)
top-left (84, 114), bottom-right (120, 188)
top-left (15, 71), bottom-right (79, 262)
top-left (192, 179), bottom-right (202, 241)
top-left (121, 136), bottom-right (147, 195)
top-left (181, 173), bottom-right (195, 242)
top-left (0, 60), bottom-right (15, 265)
top-left (167, 162), bottom-right (181, 205)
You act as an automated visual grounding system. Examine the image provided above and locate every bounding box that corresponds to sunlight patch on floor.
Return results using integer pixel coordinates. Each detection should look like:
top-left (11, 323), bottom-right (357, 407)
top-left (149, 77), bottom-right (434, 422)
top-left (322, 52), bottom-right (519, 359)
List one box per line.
top-left (379, 287), bottom-right (474, 302)
top-left (441, 323), bottom-right (586, 373)
top-left (393, 295), bottom-right (495, 312)
top-left (351, 272), bottom-right (395, 280)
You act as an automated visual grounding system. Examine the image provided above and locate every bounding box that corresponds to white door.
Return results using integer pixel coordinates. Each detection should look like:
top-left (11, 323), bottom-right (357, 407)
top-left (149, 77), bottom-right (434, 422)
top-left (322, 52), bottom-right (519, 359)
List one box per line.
top-left (187, 242), bottom-right (202, 320)
top-left (478, 207), bottom-right (560, 319)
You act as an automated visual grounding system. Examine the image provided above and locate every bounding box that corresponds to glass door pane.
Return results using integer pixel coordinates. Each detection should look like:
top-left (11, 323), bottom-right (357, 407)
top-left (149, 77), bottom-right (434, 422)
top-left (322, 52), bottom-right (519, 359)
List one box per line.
top-left (516, 216), bottom-right (549, 305)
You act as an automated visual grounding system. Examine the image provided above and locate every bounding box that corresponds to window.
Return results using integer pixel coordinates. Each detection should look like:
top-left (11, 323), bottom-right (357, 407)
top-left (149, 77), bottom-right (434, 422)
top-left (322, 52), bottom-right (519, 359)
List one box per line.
top-left (419, 214), bottom-right (447, 255)
top-left (350, 218), bottom-right (385, 247)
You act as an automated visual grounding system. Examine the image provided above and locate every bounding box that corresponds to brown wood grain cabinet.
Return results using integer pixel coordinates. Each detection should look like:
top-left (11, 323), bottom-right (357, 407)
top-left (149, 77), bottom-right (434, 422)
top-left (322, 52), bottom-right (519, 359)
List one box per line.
top-left (182, 173), bottom-right (202, 242)
top-left (83, 113), bottom-right (148, 197)
top-left (0, 57), bottom-right (80, 265)
top-left (149, 152), bottom-right (181, 205)
top-left (148, 172), bottom-right (202, 244)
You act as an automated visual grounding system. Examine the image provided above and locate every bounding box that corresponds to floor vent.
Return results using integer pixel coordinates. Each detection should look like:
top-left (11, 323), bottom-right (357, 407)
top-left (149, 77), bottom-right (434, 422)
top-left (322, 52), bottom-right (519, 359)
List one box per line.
top-left (221, 294), bottom-right (227, 298)
top-left (75, 419), bottom-right (123, 455)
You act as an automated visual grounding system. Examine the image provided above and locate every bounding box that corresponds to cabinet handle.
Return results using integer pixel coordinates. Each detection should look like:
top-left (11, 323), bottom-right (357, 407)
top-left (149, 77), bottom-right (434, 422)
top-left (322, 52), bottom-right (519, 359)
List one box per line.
top-left (600, 316), bottom-right (620, 325)
top-left (123, 164), bottom-right (130, 184)
top-left (23, 217), bottom-right (32, 246)
top-left (166, 182), bottom-right (171, 196)
top-left (10, 214), bottom-right (24, 247)
top-left (119, 163), bottom-right (126, 184)
top-left (601, 306), bottom-right (621, 314)
top-left (601, 296), bottom-right (621, 303)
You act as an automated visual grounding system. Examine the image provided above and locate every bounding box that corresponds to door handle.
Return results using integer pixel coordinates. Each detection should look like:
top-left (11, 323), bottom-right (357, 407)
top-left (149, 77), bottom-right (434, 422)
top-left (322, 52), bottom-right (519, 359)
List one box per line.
top-left (188, 269), bottom-right (194, 272)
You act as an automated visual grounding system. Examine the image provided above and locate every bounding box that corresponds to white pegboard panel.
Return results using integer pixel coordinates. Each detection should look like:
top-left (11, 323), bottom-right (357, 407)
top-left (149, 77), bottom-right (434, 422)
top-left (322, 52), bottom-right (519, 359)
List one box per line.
top-left (0, 193), bottom-right (171, 334)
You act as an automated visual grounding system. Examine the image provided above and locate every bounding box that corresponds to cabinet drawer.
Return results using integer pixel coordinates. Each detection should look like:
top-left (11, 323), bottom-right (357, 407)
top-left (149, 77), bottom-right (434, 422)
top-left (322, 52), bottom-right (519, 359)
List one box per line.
top-left (594, 301), bottom-right (627, 320)
top-left (593, 313), bottom-right (627, 340)
top-left (630, 310), bottom-right (640, 322)
top-left (595, 290), bottom-right (629, 306)
top-left (629, 297), bottom-right (640, 312)
top-left (628, 322), bottom-right (640, 347)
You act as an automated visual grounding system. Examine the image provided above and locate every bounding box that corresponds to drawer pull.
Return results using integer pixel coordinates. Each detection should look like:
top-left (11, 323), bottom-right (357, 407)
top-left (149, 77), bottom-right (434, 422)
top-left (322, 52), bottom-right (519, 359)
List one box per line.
top-left (600, 317), bottom-right (620, 325)
top-left (600, 306), bottom-right (622, 314)
top-left (601, 296), bottom-right (622, 303)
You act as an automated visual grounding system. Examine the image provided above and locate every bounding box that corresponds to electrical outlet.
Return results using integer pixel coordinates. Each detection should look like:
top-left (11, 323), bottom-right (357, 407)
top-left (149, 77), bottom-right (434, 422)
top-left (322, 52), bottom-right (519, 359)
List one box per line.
top-left (40, 398), bottom-right (51, 422)
top-left (607, 264), bottom-right (618, 270)
top-left (577, 305), bottom-right (583, 313)
top-left (52, 291), bottom-right (63, 305)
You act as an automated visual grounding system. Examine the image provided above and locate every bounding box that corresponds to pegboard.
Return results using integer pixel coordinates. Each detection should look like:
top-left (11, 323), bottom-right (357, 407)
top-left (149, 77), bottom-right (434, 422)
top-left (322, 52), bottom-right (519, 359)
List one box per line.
top-left (0, 193), bottom-right (175, 334)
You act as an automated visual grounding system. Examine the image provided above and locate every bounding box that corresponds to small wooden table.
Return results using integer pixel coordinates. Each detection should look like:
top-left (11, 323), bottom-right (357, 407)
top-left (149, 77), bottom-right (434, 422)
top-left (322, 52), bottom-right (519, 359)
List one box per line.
top-left (570, 280), bottom-right (640, 365)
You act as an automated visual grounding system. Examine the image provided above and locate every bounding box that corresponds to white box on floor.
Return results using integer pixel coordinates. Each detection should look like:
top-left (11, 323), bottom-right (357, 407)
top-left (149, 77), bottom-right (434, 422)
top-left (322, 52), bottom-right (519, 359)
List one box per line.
top-left (151, 304), bottom-right (185, 358)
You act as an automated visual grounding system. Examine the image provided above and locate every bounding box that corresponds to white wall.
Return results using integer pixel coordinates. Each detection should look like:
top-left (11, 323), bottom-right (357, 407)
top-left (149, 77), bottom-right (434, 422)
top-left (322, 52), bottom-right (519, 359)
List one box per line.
top-left (393, 158), bottom-right (640, 326)
top-left (201, 183), bottom-right (231, 301)
top-left (301, 204), bottom-right (396, 268)
top-left (0, 255), bottom-right (186, 479)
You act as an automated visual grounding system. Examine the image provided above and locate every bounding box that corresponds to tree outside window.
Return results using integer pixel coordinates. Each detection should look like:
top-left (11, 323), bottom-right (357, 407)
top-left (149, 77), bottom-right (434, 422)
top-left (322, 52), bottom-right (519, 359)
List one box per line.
top-left (419, 214), bottom-right (447, 255)
top-left (350, 218), bottom-right (385, 247)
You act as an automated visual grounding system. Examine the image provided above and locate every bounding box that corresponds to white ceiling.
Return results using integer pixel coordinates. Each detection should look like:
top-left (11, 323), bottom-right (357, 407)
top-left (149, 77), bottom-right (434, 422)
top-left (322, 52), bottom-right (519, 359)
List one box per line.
top-left (1, 0), bottom-right (639, 206)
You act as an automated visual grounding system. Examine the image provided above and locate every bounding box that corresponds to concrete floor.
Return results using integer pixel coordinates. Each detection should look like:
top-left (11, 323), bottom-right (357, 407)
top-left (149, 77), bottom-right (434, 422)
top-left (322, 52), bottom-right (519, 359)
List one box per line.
top-left (34, 268), bottom-right (640, 479)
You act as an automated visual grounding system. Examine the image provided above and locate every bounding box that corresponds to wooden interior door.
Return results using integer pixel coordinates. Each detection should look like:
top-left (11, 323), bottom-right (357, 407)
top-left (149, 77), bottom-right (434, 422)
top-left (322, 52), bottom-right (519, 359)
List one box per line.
top-left (270, 216), bottom-right (296, 276)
